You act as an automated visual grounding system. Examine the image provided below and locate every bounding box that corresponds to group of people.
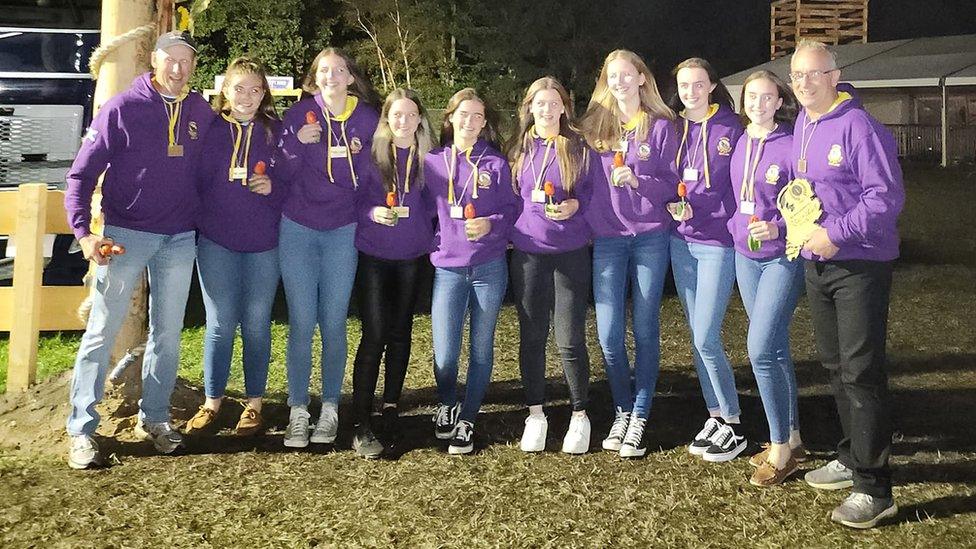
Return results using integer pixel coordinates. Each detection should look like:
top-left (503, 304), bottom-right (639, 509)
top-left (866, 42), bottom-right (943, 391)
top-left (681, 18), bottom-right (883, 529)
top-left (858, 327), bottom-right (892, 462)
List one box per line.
top-left (62, 31), bottom-right (904, 529)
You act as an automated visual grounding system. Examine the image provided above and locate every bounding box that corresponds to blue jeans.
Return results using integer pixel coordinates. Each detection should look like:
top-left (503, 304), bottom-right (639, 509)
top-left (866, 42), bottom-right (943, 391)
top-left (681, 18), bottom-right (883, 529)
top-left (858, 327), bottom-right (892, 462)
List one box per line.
top-left (735, 253), bottom-right (804, 443)
top-left (431, 258), bottom-right (508, 424)
top-left (197, 237), bottom-right (280, 399)
top-left (592, 230), bottom-right (670, 418)
top-left (670, 237), bottom-right (740, 420)
top-left (279, 217), bottom-right (358, 407)
top-left (67, 225), bottom-right (196, 436)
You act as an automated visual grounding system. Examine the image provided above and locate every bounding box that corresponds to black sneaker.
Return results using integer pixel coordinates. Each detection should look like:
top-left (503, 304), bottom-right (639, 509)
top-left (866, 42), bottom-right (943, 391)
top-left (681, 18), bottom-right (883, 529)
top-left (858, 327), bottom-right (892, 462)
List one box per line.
top-left (702, 423), bottom-right (747, 462)
top-left (448, 420), bottom-right (474, 455)
top-left (433, 403), bottom-right (460, 440)
top-left (352, 425), bottom-right (384, 459)
top-left (381, 406), bottom-right (400, 442)
top-left (619, 416), bottom-right (648, 458)
top-left (688, 417), bottom-right (723, 456)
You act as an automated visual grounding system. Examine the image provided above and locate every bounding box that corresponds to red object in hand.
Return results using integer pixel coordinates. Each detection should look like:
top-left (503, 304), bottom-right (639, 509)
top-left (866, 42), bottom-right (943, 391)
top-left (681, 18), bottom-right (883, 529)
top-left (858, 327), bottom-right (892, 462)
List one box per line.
top-left (677, 182), bottom-right (687, 198)
top-left (386, 191), bottom-right (397, 208)
top-left (749, 214), bottom-right (759, 224)
top-left (305, 111), bottom-right (318, 124)
top-left (613, 151), bottom-right (625, 168)
top-left (253, 161), bottom-right (266, 175)
top-left (464, 203), bottom-right (476, 220)
top-left (543, 181), bottom-right (555, 197)
top-left (99, 242), bottom-right (125, 256)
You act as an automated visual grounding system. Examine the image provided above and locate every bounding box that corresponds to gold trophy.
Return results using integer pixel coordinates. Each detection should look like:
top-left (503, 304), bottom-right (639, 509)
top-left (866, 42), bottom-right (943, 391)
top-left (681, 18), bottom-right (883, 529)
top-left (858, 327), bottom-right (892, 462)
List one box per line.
top-left (776, 178), bottom-right (823, 260)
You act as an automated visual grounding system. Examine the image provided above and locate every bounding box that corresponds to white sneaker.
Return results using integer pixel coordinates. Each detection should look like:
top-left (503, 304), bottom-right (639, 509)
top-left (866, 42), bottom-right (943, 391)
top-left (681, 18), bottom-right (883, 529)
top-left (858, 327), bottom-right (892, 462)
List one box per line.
top-left (519, 414), bottom-right (548, 452)
top-left (310, 401), bottom-right (338, 444)
top-left (688, 418), bottom-right (723, 456)
top-left (602, 407), bottom-right (631, 451)
top-left (561, 414), bottom-right (591, 455)
top-left (283, 406), bottom-right (310, 448)
top-left (134, 420), bottom-right (183, 454)
top-left (68, 435), bottom-right (101, 469)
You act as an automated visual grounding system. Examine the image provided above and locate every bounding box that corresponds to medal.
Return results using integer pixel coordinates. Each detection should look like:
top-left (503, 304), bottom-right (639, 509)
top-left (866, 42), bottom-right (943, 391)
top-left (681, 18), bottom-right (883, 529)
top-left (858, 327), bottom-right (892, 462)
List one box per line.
top-left (168, 144), bottom-right (184, 157)
top-left (450, 205), bottom-right (463, 219)
top-left (531, 189), bottom-right (546, 203)
top-left (683, 168), bottom-right (699, 182)
top-left (797, 158), bottom-right (807, 173)
top-left (739, 201), bottom-right (755, 215)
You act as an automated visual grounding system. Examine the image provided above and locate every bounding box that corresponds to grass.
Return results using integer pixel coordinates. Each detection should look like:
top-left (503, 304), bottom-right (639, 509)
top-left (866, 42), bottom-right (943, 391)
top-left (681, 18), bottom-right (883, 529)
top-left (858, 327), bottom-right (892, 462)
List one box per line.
top-left (1, 163), bottom-right (975, 547)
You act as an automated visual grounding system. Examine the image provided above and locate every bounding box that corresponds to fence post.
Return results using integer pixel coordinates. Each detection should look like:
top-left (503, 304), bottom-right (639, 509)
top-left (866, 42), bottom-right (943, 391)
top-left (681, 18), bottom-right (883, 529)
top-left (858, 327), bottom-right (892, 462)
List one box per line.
top-left (7, 184), bottom-right (47, 391)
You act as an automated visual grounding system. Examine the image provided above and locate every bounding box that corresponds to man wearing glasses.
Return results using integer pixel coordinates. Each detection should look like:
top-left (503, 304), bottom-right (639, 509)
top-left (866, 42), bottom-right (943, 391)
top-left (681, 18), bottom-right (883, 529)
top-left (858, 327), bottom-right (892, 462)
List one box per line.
top-left (788, 39), bottom-right (904, 529)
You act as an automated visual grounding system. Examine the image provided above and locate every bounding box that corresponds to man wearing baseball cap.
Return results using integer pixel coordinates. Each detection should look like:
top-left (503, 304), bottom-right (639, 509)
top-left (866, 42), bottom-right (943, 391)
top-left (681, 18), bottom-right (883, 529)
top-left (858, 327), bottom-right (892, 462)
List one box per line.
top-left (63, 30), bottom-right (215, 468)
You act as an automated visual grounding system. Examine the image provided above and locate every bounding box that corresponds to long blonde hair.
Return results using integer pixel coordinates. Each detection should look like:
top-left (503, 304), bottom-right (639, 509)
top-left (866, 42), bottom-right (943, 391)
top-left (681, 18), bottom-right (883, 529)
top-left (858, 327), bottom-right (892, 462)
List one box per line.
top-left (371, 88), bottom-right (434, 192)
top-left (212, 56), bottom-right (279, 143)
top-left (579, 49), bottom-right (674, 152)
top-left (509, 77), bottom-right (587, 194)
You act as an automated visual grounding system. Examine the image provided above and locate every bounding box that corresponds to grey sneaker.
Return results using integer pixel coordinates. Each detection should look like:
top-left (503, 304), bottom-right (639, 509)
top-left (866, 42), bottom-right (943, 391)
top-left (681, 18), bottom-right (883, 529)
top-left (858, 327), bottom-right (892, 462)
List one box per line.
top-left (283, 406), bottom-right (310, 448)
top-left (352, 425), bottom-right (384, 459)
top-left (601, 407), bottom-right (631, 451)
top-left (310, 402), bottom-right (339, 444)
top-left (68, 435), bottom-right (102, 469)
top-left (134, 420), bottom-right (183, 454)
top-left (805, 459), bottom-right (855, 490)
top-left (830, 492), bottom-right (898, 529)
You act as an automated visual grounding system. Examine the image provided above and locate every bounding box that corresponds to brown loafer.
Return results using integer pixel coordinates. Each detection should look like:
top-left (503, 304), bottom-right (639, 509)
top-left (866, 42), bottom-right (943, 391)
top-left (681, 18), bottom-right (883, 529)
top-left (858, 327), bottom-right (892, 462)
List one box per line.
top-left (749, 456), bottom-right (799, 487)
top-left (185, 406), bottom-right (218, 434)
top-left (235, 406), bottom-right (264, 436)
top-left (749, 443), bottom-right (808, 467)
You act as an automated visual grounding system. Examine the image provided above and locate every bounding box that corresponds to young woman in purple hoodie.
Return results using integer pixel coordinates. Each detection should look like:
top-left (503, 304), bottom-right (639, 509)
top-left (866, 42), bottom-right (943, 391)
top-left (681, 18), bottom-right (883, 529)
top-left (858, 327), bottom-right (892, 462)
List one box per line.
top-left (276, 48), bottom-right (381, 449)
top-left (667, 58), bottom-right (748, 463)
top-left (509, 77), bottom-right (594, 455)
top-left (422, 88), bottom-right (517, 455)
top-left (185, 57), bottom-right (284, 437)
top-left (578, 50), bottom-right (678, 459)
top-left (349, 88), bottom-right (435, 458)
top-left (729, 70), bottom-right (806, 486)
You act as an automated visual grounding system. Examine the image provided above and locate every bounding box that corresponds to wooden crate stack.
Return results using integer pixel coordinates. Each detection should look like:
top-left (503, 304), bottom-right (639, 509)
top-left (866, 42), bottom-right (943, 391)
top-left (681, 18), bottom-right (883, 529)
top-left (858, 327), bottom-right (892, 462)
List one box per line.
top-left (771, 0), bottom-right (869, 59)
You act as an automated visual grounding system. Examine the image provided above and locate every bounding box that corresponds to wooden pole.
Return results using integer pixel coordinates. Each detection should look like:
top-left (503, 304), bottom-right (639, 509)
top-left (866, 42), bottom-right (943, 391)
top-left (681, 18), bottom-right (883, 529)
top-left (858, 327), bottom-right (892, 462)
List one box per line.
top-left (6, 185), bottom-right (47, 391)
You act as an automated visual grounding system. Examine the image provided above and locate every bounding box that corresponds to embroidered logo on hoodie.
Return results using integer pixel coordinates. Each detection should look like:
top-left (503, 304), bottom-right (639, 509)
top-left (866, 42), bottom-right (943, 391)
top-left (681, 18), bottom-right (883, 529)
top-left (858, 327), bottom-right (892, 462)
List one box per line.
top-left (188, 121), bottom-right (199, 140)
top-left (350, 136), bottom-right (363, 154)
top-left (637, 142), bottom-right (651, 160)
top-left (828, 144), bottom-right (843, 167)
top-left (478, 171), bottom-right (492, 189)
top-left (717, 136), bottom-right (732, 156)
top-left (765, 164), bottom-right (781, 184)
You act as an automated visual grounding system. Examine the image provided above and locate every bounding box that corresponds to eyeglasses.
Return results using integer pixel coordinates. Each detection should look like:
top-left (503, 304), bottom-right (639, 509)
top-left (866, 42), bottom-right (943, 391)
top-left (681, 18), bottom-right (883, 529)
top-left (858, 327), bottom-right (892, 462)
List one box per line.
top-left (789, 69), bottom-right (837, 83)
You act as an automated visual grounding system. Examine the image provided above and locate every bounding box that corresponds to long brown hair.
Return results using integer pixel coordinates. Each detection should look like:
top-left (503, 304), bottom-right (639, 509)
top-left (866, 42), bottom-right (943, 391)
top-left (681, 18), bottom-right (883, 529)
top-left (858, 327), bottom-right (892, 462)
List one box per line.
top-left (212, 56), bottom-right (279, 143)
top-left (738, 70), bottom-right (798, 127)
top-left (301, 47), bottom-right (381, 107)
top-left (579, 49), bottom-right (674, 152)
top-left (668, 57), bottom-right (735, 115)
top-left (439, 87), bottom-right (502, 150)
top-left (509, 77), bottom-right (587, 194)
top-left (371, 88), bottom-right (434, 192)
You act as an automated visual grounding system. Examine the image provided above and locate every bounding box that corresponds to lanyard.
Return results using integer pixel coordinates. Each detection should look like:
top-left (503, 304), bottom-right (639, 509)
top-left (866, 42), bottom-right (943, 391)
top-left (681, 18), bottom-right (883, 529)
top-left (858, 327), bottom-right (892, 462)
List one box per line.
top-left (675, 117), bottom-right (711, 188)
top-left (739, 129), bottom-right (771, 203)
top-left (223, 114), bottom-right (255, 184)
top-left (320, 103), bottom-right (358, 188)
top-left (163, 98), bottom-right (182, 149)
top-left (391, 143), bottom-right (415, 204)
top-left (526, 137), bottom-right (556, 191)
top-left (443, 145), bottom-right (485, 206)
top-left (798, 114), bottom-right (820, 170)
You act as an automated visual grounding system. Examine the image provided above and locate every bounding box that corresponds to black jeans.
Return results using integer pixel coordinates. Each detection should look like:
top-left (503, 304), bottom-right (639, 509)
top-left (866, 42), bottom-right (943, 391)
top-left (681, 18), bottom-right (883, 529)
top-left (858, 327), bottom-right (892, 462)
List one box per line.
top-left (352, 253), bottom-right (423, 425)
top-left (805, 260), bottom-right (894, 498)
top-left (510, 247), bottom-right (591, 412)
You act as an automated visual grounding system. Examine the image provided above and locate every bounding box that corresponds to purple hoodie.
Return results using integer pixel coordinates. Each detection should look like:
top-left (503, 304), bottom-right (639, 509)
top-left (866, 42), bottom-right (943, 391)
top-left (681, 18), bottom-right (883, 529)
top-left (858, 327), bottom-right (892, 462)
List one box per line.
top-left (672, 103), bottom-right (744, 247)
top-left (792, 85), bottom-right (904, 262)
top-left (727, 124), bottom-right (793, 259)
top-left (422, 140), bottom-right (517, 267)
top-left (584, 116), bottom-right (679, 238)
top-left (276, 95), bottom-right (380, 231)
top-left (65, 72), bottom-right (215, 240)
top-left (355, 147), bottom-right (434, 260)
top-left (511, 136), bottom-right (593, 254)
top-left (196, 116), bottom-right (285, 253)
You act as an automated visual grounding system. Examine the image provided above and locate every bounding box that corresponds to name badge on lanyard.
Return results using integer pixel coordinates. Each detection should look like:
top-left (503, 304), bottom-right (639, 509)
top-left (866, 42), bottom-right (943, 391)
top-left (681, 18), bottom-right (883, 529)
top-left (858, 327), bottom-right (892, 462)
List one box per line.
top-left (230, 167), bottom-right (247, 181)
top-left (531, 189), bottom-right (546, 203)
top-left (329, 145), bottom-right (348, 159)
top-left (168, 145), bottom-right (184, 157)
top-left (683, 168), bottom-right (699, 182)
top-left (450, 205), bottom-right (464, 219)
top-left (393, 206), bottom-right (410, 218)
top-left (739, 201), bottom-right (756, 215)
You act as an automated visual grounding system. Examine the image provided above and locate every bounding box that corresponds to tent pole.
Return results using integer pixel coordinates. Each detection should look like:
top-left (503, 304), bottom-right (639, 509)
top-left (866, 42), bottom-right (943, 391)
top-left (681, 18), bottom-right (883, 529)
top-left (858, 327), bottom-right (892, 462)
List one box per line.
top-left (940, 78), bottom-right (948, 168)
